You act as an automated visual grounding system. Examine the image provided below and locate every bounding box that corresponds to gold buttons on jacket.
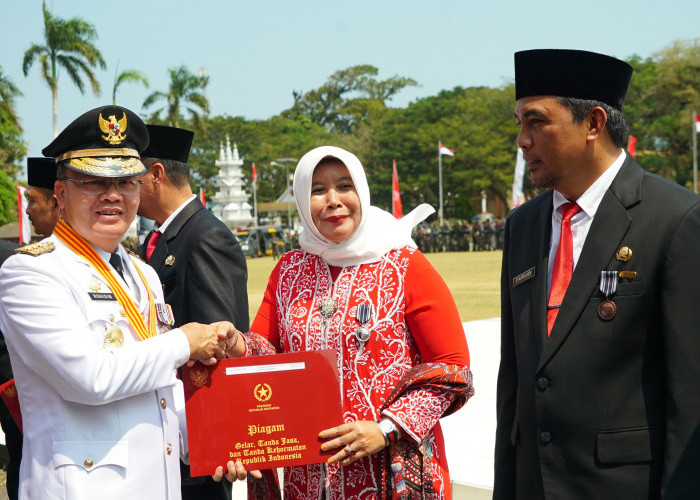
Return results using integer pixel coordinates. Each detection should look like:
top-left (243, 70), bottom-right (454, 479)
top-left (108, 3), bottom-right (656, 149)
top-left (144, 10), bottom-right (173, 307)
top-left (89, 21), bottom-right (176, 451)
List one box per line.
top-left (84, 458), bottom-right (93, 468)
top-left (166, 443), bottom-right (173, 455)
top-left (160, 398), bottom-right (167, 409)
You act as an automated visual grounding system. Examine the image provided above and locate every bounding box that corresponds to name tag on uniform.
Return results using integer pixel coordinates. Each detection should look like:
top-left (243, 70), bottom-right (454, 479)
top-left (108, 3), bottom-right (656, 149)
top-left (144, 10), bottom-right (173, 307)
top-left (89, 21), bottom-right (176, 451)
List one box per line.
top-left (513, 266), bottom-right (535, 287)
top-left (88, 292), bottom-right (117, 301)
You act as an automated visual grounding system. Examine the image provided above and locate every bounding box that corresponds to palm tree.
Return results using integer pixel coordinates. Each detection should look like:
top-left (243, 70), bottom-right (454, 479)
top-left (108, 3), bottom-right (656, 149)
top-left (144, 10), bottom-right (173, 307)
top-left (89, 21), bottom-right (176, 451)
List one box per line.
top-left (112, 64), bottom-right (149, 105)
top-left (0, 66), bottom-right (22, 129)
top-left (142, 66), bottom-right (209, 128)
top-left (22, 2), bottom-right (105, 137)
top-left (0, 66), bottom-right (26, 178)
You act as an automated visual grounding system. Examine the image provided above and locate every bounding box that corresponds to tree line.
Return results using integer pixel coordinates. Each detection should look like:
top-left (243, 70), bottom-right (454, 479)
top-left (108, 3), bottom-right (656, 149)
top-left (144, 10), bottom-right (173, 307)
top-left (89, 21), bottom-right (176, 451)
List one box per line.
top-left (0, 2), bottom-right (699, 226)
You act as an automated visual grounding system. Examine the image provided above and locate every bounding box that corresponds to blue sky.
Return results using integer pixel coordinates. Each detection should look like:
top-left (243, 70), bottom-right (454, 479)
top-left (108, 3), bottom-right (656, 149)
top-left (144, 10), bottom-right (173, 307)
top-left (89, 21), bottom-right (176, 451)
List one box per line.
top-left (2, 0), bottom-right (699, 171)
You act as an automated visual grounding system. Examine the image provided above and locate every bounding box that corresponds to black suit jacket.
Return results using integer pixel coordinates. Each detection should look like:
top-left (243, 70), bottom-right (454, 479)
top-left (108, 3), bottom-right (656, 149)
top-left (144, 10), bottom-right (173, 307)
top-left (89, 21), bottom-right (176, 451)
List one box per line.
top-left (144, 199), bottom-right (248, 500)
top-left (495, 157), bottom-right (700, 499)
top-left (145, 197), bottom-right (249, 331)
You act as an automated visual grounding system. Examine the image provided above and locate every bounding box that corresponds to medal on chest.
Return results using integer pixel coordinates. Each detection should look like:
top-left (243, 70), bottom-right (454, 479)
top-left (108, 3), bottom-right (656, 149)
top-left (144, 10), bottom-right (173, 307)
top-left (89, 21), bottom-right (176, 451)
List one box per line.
top-left (354, 303), bottom-right (373, 342)
top-left (104, 324), bottom-right (124, 348)
top-left (598, 270), bottom-right (618, 321)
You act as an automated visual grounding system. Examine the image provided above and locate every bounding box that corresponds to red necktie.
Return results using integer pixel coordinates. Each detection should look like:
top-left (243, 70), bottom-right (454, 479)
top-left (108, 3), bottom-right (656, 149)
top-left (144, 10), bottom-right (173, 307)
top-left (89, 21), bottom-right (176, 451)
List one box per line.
top-left (547, 202), bottom-right (581, 336)
top-left (145, 230), bottom-right (161, 261)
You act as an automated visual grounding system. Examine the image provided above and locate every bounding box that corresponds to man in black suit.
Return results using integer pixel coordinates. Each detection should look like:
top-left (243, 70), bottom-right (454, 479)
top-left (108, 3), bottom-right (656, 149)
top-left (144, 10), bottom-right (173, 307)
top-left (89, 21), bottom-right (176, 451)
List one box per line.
top-left (25, 157), bottom-right (59, 237)
top-left (138, 125), bottom-right (249, 500)
top-left (495, 49), bottom-right (700, 499)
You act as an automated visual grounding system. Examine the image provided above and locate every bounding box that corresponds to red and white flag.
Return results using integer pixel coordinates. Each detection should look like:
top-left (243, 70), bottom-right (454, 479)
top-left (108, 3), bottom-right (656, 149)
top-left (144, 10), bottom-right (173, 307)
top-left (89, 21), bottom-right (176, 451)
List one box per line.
top-left (17, 186), bottom-right (30, 244)
top-left (392, 160), bottom-right (403, 219)
top-left (199, 187), bottom-right (206, 206)
top-left (695, 113), bottom-right (700, 133)
top-left (627, 135), bottom-right (637, 158)
top-left (252, 163), bottom-right (257, 182)
top-left (439, 143), bottom-right (455, 157)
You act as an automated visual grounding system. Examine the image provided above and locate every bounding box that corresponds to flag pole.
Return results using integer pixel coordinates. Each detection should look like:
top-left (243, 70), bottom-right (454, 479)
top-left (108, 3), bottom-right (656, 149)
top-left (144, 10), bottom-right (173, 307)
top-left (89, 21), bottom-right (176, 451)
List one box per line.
top-left (438, 140), bottom-right (444, 226)
top-left (693, 111), bottom-right (698, 194)
top-left (252, 163), bottom-right (258, 227)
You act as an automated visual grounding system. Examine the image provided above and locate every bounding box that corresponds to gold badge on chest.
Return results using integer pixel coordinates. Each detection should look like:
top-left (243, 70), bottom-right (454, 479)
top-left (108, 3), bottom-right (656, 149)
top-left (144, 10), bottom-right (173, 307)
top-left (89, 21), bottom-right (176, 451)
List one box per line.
top-left (88, 279), bottom-right (101, 292)
top-left (615, 246), bottom-right (632, 262)
top-left (103, 325), bottom-right (124, 348)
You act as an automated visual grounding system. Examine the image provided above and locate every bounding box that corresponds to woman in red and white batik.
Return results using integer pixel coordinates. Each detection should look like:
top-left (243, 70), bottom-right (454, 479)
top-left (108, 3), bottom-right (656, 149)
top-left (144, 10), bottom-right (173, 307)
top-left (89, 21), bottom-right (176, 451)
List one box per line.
top-left (238, 146), bottom-right (473, 500)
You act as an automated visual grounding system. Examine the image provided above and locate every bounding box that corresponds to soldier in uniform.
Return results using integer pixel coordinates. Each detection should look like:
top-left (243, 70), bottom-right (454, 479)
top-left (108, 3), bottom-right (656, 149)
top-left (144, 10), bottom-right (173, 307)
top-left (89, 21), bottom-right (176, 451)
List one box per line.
top-left (0, 105), bottom-right (241, 500)
top-left (25, 157), bottom-right (59, 237)
top-left (137, 124), bottom-right (249, 500)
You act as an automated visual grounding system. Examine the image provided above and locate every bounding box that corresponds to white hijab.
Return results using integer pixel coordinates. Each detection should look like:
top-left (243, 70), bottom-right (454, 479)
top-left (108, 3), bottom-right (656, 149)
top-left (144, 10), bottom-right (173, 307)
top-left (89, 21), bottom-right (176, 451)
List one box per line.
top-left (294, 146), bottom-right (435, 267)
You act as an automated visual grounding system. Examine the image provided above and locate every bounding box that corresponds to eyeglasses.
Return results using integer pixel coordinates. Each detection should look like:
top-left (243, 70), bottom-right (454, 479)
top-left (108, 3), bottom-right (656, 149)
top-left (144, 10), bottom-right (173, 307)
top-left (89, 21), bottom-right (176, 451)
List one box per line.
top-left (60, 177), bottom-right (143, 196)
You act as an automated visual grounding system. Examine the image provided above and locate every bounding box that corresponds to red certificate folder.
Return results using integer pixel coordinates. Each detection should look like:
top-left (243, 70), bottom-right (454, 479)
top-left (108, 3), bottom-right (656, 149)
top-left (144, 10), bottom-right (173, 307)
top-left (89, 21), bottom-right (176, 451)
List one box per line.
top-left (182, 349), bottom-right (342, 476)
top-left (0, 378), bottom-right (22, 433)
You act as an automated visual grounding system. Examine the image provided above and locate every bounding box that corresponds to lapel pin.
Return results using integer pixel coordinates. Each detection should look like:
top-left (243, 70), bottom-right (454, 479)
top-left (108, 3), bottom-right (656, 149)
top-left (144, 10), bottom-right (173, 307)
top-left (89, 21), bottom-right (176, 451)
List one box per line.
top-left (615, 246), bottom-right (632, 262)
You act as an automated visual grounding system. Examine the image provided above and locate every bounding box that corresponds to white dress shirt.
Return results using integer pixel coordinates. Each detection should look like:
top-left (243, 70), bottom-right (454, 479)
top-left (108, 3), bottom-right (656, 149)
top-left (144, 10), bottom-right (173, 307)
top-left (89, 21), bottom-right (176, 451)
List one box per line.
top-left (153, 194), bottom-right (197, 234)
top-left (547, 150), bottom-right (627, 289)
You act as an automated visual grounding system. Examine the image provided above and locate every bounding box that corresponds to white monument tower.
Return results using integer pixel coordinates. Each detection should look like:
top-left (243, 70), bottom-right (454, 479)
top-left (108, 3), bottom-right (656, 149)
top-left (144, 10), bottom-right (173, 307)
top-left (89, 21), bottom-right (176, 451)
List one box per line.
top-left (211, 136), bottom-right (254, 228)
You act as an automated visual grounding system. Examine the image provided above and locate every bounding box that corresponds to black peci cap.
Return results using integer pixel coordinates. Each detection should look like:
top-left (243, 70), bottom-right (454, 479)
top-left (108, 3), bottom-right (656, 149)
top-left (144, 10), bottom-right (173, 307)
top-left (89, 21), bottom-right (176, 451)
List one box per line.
top-left (141, 125), bottom-right (194, 163)
top-left (42, 105), bottom-right (149, 177)
top-left (514, 49), bottom-right (634, 111)
top-left (27, 157), bottom-right (57, 190)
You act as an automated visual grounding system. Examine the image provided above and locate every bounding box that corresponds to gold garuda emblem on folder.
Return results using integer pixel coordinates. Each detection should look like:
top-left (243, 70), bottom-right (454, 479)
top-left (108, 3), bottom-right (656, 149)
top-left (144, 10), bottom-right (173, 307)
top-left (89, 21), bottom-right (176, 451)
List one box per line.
top-left (189, 365), bottom-right (209, 388)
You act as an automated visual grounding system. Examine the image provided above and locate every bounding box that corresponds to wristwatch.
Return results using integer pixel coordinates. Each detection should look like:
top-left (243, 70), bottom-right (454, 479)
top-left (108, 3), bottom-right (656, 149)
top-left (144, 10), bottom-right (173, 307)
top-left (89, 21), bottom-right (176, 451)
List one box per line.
top-left (378, 418), bottom-right (399, 447)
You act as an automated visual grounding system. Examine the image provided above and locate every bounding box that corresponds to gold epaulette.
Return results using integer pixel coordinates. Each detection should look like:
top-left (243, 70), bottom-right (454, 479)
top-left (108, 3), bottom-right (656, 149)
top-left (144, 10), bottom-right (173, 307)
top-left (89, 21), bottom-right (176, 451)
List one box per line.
top-left (14, 241), bottom-right (55, 256)
top-left (125, 247), bottom-right (145, 263)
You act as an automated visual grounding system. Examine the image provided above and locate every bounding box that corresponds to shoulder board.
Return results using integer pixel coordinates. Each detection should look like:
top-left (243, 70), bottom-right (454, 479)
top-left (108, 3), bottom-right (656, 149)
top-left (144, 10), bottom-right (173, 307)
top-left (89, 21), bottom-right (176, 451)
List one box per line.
top-left (125, 248), bottom-right (145, 263)
top-left (14, 241), bottom-right (55, 256)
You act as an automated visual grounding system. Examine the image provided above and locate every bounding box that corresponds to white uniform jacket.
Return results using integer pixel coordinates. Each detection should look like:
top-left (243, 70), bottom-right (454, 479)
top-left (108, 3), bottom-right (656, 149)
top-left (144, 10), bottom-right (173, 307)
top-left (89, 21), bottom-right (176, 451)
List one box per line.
top-left (0, 235), bottom-right (191, 500)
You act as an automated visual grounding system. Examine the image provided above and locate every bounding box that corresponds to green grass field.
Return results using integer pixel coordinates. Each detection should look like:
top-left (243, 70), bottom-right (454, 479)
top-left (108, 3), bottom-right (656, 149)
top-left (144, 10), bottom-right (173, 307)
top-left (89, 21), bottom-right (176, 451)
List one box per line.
top-left (245, 251), bottom-right (502, 322)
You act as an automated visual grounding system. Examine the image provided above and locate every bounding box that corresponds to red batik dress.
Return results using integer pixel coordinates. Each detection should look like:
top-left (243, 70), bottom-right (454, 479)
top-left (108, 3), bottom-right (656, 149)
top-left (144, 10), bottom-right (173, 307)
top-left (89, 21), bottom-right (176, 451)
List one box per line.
top-left (245, 246), bottom-right (472, 499)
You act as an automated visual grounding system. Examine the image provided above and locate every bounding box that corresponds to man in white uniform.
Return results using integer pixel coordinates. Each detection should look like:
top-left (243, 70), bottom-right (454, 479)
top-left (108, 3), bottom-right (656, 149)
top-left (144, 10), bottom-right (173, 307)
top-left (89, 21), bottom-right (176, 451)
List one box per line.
top-left (0, 105), bottom-right (238, 500)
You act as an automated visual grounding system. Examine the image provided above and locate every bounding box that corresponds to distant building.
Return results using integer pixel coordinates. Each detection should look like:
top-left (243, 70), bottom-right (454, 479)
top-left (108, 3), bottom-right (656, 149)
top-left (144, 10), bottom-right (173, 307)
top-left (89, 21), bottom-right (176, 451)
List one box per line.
top-left (211, 136), bottom-right (254, 229)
